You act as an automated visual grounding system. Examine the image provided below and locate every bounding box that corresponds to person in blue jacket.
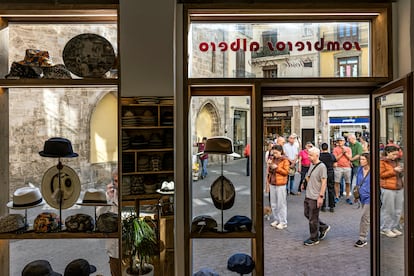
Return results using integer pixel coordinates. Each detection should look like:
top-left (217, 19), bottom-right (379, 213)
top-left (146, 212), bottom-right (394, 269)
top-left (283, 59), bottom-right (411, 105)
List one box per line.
top-left (354, 152), bottom-right (371, 248)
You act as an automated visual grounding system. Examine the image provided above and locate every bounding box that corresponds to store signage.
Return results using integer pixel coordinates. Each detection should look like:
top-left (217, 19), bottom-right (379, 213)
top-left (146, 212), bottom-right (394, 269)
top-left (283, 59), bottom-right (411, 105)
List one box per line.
top-left (199, 38), bottom-right (361, 52)
top-left (263, 111), bottom-right (288, 118)
top-left (329, 117), bottom-right (370, 124)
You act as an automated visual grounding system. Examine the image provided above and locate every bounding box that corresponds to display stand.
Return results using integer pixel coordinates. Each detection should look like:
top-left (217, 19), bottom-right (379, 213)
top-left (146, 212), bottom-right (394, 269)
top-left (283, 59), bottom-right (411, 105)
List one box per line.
top-left (203, 136), bottom-right (239, 233)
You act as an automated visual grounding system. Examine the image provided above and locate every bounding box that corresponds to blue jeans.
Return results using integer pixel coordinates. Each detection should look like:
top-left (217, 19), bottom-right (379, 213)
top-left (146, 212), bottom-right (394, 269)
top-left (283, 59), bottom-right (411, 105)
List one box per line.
top-left (286, 175), bottom-right (295, 193)
top-left (200, 159), bottom-right (208, 177)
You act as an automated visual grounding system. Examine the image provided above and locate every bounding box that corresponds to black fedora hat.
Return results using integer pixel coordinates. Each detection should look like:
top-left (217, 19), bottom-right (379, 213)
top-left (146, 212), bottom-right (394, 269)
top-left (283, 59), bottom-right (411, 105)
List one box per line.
top-left (39, 137), bottom-right (78, 158)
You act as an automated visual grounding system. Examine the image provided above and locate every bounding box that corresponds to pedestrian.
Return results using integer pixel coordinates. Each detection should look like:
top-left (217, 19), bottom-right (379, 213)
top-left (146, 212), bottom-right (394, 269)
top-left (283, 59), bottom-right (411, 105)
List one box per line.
top-left (283, 134), bottom-right (299, 195)
top-left (319, 142), bottom-right (336, 212)
top-left (96, 167), bottom-right (120, 276)
top-left (264, 141), bottom-right (274, 220)
top-left (359, 136), bottom-right (369, 153)
top-left (244, 143), bottom-right (250, 176)
top-left (348, 134), bottom-right (363, 187)
top-left (298, 141), bottom-right (313, 196)
top-left (354, 152), bottom-right (371, 248)
top-left (267, 145), bottom-right (290, 230)
top-left (333, 136), bottom-right (353, 205)
top-left (302, 147), bottom-right (331, 246)
top-left (380, 145), bottom-right (404, 238)
top-left (198, 137), bottom-right (209, 179)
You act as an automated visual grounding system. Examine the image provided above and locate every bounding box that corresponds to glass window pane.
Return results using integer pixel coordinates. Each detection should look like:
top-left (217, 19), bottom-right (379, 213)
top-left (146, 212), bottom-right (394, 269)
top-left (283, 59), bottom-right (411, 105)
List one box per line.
top-left (189, 22), bottom-right (370, 78)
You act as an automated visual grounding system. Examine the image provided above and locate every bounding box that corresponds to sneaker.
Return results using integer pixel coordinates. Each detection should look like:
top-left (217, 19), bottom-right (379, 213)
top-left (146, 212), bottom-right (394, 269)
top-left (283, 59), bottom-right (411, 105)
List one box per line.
top-left (319, 225), bottom-right (331, 240)
top-left (270, 221), bottom-right (279, 228)
top-left (346, 198), bottom-right (353, 205)
top-left (334, 198), bottom-right (339, 203)
top-left (380, 230), bottom-right (397, 238)
top-left (321, 207), bottom-right (327, 212)
top-left (391, 229), bottom-right (403, 236)
top-left (276, 223), bottom-right (287, 230)
top-left (329, 207), bottom-right (335, 213)
top-left (354, 240), bottom-right (368, 248)
top-left (304, 238), bottom-right (320, 246)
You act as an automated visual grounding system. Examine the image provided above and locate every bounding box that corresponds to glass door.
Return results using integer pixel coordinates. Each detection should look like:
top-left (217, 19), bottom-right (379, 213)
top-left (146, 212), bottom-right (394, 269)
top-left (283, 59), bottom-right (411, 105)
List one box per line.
top-left (371, 72), bottom-right (414, 275)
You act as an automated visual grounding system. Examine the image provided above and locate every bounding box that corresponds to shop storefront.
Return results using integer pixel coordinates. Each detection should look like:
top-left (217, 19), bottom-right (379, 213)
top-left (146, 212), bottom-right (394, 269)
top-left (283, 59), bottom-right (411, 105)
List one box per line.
top-left (180, 2), bottom-right (414, 276)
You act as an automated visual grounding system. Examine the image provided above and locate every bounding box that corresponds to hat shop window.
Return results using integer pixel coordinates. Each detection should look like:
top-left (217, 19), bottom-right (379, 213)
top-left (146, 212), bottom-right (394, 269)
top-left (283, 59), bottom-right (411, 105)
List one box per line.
top-left (188, 88), bottom-right (253, 275)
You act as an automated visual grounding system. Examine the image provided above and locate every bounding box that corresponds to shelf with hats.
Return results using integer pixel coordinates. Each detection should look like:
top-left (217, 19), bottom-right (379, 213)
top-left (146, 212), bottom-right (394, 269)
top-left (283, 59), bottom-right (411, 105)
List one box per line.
top-left (0, 4), bottom-right (118, 88)
top-left (121, 96), bottom-right (175, 202)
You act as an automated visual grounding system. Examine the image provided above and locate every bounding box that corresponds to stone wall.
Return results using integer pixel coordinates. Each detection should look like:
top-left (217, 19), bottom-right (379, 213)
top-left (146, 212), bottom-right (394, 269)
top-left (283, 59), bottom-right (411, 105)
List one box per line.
top-left (7, 24), bottom-right (118, 196)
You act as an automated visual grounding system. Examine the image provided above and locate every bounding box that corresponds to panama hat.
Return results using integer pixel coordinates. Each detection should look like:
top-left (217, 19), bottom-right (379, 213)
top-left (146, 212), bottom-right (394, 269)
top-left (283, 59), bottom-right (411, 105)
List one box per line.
top-left (210, 175), bottom-right (236, 210)
top-left (41, 165), bottom-right (81, 209)
top-left (39, 137), bottom-right (78, 158)
top-left (77, 189), bottom-right (111, 206)
top-left (7, 184), bottom-right (45, 209)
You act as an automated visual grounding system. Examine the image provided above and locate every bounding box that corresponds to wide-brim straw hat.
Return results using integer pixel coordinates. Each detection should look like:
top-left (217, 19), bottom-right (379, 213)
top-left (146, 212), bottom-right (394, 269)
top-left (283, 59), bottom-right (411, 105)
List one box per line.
top-left (41, 165), bottom-right (80, 209)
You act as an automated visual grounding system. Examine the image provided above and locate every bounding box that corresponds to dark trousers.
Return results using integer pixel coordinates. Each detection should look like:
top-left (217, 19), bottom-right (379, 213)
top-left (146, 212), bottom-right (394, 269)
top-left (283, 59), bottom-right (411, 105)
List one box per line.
top-left (304, 197), bottom-right (328, 240)
top-left (323, 175), bottom-right (335, 208)
top-left (300, 166), bottom-right (310, 185)
top-left (246, 156), bottom-right (250, 176)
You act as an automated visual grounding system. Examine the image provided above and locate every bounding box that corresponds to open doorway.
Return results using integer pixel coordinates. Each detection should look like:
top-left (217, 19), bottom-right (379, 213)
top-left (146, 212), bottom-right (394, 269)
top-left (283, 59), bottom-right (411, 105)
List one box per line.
top-left (263, 94), bottom-right (371, 275)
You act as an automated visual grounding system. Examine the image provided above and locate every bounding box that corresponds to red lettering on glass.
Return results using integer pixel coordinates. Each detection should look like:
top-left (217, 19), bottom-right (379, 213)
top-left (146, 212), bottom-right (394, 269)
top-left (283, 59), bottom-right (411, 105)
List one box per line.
top-left (295, 41), bottom-right (305, 51)
top-left (218, 42), bottom-right (227, 51)
top-left (276, 41), bottom-right (285, 51)
top-left (199, 39), bottom-right (361, 52)
top-left (199, 42), bottom-right (209, 52)
top-left (327, 41), bottom-right (340, 51)
top-left (250, 42), bottom-right (260, 51)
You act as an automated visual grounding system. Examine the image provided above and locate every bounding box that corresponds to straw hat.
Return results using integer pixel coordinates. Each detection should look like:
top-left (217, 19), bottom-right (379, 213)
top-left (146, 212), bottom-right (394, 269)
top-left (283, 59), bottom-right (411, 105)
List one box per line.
top-left (41, 165), bottom-right (81, 209)
top-left (7, 184), bottom-right (45, 209)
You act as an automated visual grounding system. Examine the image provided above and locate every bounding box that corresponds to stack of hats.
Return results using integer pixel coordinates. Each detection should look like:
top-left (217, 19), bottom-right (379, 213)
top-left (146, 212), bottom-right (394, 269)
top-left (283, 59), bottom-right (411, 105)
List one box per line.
top-left (130, 135), bottom-right (148, 149)
top-left (122, 110), bottom-right (138, 127)
top-left (138, 110), bottom-right (157, 126)
top-left (130, 175), bottom-right (145, 195)
top-left (137, 155), bottom-right (150, 172)
top-left (149, 133), bottom-right (163, 148)
top-left (5, 49), bottom-right (71, 79)
top-left (161, 111), bottom-right (174, 126)
top-left (150, 155), bottom-right (162, 171)
top-left (122, 131), bottom-right (130, 150)
top-left (121, 176), bottom-right (131, 196)
top-left (135, 96), bottom-right (159, 104)
top-left (159, 96), bottom-right (174, 105)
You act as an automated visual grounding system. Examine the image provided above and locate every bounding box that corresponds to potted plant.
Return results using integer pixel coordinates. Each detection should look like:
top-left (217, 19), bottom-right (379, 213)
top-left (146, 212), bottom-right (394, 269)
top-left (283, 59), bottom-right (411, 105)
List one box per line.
top-left (122, 215), bottom-right (159, 275)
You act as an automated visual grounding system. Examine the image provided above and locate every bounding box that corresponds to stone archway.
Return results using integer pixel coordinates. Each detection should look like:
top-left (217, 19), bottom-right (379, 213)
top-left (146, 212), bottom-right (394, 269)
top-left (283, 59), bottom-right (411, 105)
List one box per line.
top-left (195, 102), bottom-right (220, 141)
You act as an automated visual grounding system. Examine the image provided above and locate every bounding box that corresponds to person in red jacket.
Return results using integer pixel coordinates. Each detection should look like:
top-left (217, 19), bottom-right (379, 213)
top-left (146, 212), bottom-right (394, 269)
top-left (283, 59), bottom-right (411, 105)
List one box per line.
top-left (244, 143), bottom-right (250, 176)
top-left (380, 145), bottom-right (404, 238)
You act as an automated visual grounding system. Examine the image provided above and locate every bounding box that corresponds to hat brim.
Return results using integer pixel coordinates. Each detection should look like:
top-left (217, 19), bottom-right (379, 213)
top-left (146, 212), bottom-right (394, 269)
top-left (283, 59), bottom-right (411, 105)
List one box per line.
top-left (39, 151), bottom-right (79, 158)
top-left (89, 264), bottom-right (97, 273)
top-left (7, 199), bottom-right (45, 209)
top-left (41, 165), bottom-right (81, 209)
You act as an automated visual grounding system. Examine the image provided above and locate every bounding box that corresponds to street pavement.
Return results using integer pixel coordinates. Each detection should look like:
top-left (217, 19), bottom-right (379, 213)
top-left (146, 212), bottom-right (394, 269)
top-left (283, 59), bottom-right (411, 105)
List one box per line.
top-left (9, 158), bottom-right (404, 275)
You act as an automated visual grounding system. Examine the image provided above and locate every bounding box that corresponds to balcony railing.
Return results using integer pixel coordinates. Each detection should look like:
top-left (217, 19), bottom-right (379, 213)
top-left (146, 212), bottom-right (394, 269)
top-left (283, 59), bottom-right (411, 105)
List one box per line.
top-left (251, 46), bottom-right (290, 58)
